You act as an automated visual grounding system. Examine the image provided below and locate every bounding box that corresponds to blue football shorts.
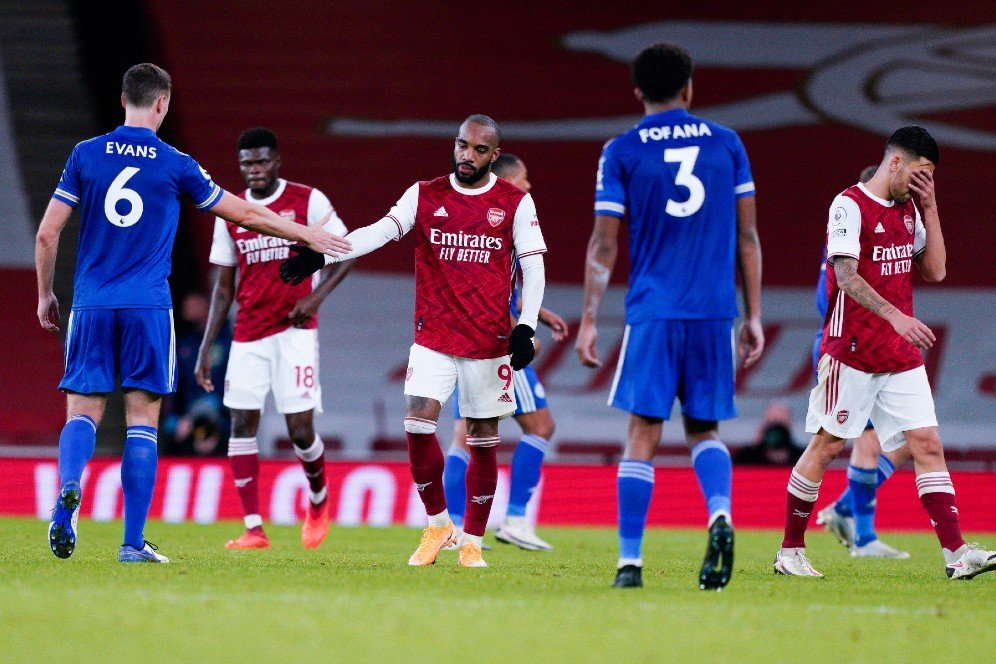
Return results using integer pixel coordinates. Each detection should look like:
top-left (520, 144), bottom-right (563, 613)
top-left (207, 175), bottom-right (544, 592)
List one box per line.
top-left (60, 308), bottom-right (176, 395)
top-left (453, 363), bottom-right (548, 419)
top-left (608, 318), bottom-right (736, 422)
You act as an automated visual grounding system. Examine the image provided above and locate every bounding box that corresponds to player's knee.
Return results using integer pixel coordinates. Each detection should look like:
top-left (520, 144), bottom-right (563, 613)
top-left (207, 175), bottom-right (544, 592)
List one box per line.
top-left (906, 428), bottom-right (944, 462)
top-left (404, 417), bottom-right (437, 435)
top-left (523, 413), bottom-right (555, 440)
top-left (812, 431), bottom-right (846, 462)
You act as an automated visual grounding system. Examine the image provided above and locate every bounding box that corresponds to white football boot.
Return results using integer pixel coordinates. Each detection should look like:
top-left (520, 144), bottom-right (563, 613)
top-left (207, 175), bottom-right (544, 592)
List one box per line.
top-left (495, 516), bottom-right (553, 551)
top-left (850, 539), bottom-right (910, 559)
top-left (816, 503), bottom-right (855, 548)
top-left (946, 544), bottom-right (996, 580)
top-left (773, 548), bottom-right (823, 577)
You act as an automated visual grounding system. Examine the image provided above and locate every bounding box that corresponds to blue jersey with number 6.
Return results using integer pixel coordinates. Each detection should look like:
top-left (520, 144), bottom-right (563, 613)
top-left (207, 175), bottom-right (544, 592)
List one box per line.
top-left (53, 125), bottom-right (222, 309)
top-left (594, 108), bottom-right (754, 323)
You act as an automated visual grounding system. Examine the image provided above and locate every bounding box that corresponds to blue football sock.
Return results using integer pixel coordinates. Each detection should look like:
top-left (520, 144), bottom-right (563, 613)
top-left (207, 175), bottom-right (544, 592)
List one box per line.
top-left (691, 440), bottom-right (732, 525)
top-left (877, 455), bottom-right (895, 484)
top-left (848, 465), bottom-right (879, 547)
top-left (617, 460), bottom-right (654, 563)
top-left (833, 486), bottom-right (854, 517)
top-left (443, 447), bottom-right (469, 527)
top-left (121, 426), bottom-right (158, 549)
top-left (58, 415), bottom-right (97, 486)
top-left (506, 434), bottom-right (549, 517)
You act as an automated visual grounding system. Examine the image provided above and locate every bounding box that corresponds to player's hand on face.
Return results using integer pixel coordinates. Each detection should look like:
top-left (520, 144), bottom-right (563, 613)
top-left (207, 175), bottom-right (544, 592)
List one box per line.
top-left (280, 245), bottom-right (325, 285)
top-left (541, 309), bottom-right (570, 342)
top-left (305, 211), bottom-right (352, 256)
top-left (194, 351), bottom-right (214, 392)
top-left (908, 169), bottom-right (936, 210)
top-left (288, 294), bottom-right (320, 327)
top-left (888, 311), bottom-right (935, 349)
top-left (738, 317), bottom-right (765, 368)
top-left (574, 320), bottom-right (601, 368)
top-left (37, 292), bottom-right (59, 332)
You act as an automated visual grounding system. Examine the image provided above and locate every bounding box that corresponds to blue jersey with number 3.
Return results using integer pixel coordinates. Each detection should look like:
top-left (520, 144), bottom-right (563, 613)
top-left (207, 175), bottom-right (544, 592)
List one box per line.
top-left (594, 108), bottom-right (754, 323)
top-left (53, 125), bottom-right (222, 309)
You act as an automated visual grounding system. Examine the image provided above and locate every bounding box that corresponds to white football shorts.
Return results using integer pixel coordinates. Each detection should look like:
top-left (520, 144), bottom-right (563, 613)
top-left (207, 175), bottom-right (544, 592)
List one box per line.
top-left (404, 343), bottom-right (515, 419)
top-left (224, 327), bottom-right (322, 414)
top-left (806, 354), bottom-right (937, 451)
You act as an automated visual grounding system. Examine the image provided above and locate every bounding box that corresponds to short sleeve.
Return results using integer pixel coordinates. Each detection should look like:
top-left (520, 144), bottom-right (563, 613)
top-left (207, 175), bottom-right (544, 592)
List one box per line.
top-left (383, 183), bottom-right (419, 239)
top-left (178, 155), bottom-right (223, 211)
top-left (308, 188), bottom-right (348, 235)
top-left (208, 217), bottom-right (238, 266)
top-left (912, 205), bottom-right (926, 256)
top-left (513, 193), bottom-right (547, 258)
top-left (53, 146), bottom-right (82, 208)
top-left (731, 133), bottom-right (755, 198)
top-left (826, 195), bottom-right (862, 260)
top-left (594, 138), bottom-right (626, 218)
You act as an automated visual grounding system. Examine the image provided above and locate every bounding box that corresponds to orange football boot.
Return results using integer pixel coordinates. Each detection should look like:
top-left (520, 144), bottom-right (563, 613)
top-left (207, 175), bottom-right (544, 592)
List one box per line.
top-left (458, 541), bottom-right (488, 568)
top-left (302, 499), bottom-right (331, 549)
top-left (408, 521), bottom-right (456, 566)
top-left (225, 530), bottom-right (270, 549)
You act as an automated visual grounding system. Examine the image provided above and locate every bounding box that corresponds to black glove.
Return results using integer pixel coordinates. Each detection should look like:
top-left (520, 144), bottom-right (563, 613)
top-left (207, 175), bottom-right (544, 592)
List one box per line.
top-left (508, 324), bottom-right (536, 370)
top-left (279, 245), bottom-right (325, 285)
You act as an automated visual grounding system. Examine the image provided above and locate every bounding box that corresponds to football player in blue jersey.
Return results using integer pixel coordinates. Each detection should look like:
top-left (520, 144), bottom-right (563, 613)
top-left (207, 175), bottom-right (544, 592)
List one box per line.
top-left (576, 44), bottom-right (764, 589)
top-left (36, 63), bottom-right (350, 563)
top-left (813, 165), bottom-right (910, 559)
top-left (443, 153), bottom-right (569, 553)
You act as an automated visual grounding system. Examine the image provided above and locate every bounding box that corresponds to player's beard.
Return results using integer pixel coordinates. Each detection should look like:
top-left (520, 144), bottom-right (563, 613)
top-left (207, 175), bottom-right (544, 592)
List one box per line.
top-left (452, 155), bottom-right (491, 186)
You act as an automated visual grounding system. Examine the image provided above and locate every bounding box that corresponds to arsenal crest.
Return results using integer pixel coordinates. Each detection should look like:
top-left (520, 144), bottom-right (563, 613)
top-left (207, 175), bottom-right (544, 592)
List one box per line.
top-left (836, 410), bottom-right (849, 425)
top-left (280, 209), bottom-right (296, 222)
top-left (487, 207), bottom-right (506, 227)
top-left (903, 214), bottom-right (914, 234)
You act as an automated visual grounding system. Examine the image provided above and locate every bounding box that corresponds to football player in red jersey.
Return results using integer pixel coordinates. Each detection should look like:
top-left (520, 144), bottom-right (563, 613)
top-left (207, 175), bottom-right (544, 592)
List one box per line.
top-left (281, 115), bottom-right (548, 568)
top-left (775, 126), bottom-right (996, 579)
top-left (196, 128), bottom-right (355, 550)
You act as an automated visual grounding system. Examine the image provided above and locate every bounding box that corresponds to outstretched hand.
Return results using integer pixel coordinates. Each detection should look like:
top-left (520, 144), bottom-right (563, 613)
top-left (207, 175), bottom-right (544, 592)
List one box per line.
top-left (304, 211), bottom-right (352, 256)
top-left (280, 245), bottom-right (325, 285)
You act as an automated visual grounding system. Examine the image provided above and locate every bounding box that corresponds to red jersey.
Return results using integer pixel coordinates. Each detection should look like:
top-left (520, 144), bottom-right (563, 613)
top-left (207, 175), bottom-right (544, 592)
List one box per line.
top-left (385, 173), bottom-right (547, 359)
top-left (209, 179), bottom-right (347, 342)
top-left (821, 183), bottom-right (926, 373)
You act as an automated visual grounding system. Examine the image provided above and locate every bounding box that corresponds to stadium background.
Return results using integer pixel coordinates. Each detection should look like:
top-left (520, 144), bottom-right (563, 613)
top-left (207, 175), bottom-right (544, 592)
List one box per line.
top-left (0, 2), bottom-right (992, 530)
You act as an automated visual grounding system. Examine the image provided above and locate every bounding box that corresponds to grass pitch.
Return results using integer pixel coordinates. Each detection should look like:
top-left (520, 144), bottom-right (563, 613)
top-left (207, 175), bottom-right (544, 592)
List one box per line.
top-left (0, 518), bottom-right (992, 662)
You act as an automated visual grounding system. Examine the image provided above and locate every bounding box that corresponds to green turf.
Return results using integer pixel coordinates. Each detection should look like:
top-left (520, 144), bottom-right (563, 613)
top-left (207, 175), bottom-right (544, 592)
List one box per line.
top-left (0, 518), bottom-right (992, 662)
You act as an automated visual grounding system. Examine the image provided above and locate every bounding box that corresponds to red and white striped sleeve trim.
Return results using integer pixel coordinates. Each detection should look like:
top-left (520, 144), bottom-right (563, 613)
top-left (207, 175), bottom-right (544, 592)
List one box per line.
top-left (517, 248), bottom-right (547, 259)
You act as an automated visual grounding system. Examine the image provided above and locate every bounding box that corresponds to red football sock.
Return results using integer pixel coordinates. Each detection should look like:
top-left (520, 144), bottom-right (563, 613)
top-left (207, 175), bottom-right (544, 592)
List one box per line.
top-left (782, 470), bottom-right (820, 549)
top-left (464, 438), bottom-right (499, 537)
top-left (294, 436), bottom-right (327, 505)
top-left (916, 472), bottom-right (966, 553)
top-left (406, 429), bottom-right (447, 517)
top-left (228, 437), bottom-right (262, 529)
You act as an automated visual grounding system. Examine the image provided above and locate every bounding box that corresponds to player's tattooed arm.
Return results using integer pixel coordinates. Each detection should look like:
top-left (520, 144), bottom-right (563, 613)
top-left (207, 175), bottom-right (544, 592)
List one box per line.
top-left (576, 215), bottom-right (619, 368)
top-left (831, 256), bottom-right (936, 349)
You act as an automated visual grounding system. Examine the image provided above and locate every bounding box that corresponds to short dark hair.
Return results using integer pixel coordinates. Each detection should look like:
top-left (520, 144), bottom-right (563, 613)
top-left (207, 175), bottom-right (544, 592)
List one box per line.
top-left (632, 43), bottom-right (693, 103)
top-left (122, 63), bottom-right (171, 108)
top-left (237, 127), bottom-right (279, 152)
top-left (492, 153), bottom-right (521, 177)
top-left (859, 165), bottom-right (878, 183)
top-left (886, 125), bottom-right (939, 165)
top-left (462, 114), bottom-right (501, 143)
